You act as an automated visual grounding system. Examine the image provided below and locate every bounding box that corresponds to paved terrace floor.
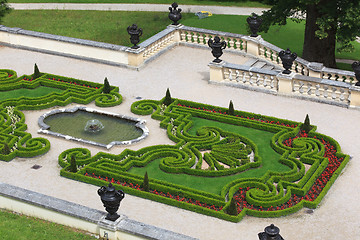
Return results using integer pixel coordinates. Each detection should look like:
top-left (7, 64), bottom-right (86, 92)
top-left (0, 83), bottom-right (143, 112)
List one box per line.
top-left (0, 45), bottom-right (359, 240)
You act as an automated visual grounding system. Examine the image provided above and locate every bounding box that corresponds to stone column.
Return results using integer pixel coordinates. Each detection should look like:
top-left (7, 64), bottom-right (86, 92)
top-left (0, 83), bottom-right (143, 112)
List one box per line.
top-left (277, 72), bottom-right (295, 94)
top-left (208, 61), bottom-right (225, 82)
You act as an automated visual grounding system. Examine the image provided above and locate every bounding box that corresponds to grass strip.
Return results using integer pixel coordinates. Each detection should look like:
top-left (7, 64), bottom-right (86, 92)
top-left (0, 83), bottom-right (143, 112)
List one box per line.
top-left (8, 0), bottom-right (271, 8)
top-left (0, 209), bottom-right (96, 240)
top-left (0, 86), bottom-right (64, 101)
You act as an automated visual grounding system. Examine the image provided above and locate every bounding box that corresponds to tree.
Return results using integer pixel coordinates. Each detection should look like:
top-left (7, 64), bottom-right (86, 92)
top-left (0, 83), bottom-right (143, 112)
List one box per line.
top-left (163, 88), bottom-right (172, 106)
top-left (260, 0), bottom-right (360, 68)
top-left (103, 77), bottom-right (111, 94)
top-left (0, 1), bottom-right (11, 24)
top-left (142, 171), bottom-right (149, 192)
top-left (69, 155), bottom-right (77, 173)
top-left (228, 100), bottom-right (234, 116)
top-left (33, 63), bottom-right (41, 79)
top-left (226, 197), bottom-right (238, 216)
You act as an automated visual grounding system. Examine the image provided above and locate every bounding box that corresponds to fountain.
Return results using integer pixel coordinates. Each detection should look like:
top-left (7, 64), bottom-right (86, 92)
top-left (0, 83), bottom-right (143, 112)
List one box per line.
top-left (38, 106), bottom-right (149, 149)
top-left (84, 119), bottom-right (104, 133)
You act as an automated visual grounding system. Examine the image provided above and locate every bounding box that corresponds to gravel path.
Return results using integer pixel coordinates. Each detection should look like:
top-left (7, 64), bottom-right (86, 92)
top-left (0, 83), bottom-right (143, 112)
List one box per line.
top-left (0, 45), bottom-right (359, 240)
top-left (9, 3), bottom-right (269, 15)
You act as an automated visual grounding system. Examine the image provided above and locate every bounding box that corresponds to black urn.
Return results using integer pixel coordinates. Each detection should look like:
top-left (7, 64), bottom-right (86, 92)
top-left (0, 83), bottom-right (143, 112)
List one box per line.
top-left (258, 224), bottom-right (284, 240)
top-left (127, 24), bottom-right (143, 49)
top-left (169, 2), bottom-right (182, 25)
top-left (98, 183), bottom-right (125, 221)
top-left (279, 48), bottom-right (297, 74)
top-left (351, 61), bottom-right (360, 86)
top-left (247, 13), bottom-right (262, 37)
top-left (208, 36), bottom-right (227, 63)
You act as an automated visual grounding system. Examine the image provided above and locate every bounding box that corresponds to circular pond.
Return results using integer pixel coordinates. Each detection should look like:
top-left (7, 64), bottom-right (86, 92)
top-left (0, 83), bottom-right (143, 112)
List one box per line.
top-left (38, 106), bottom-right (148, 149)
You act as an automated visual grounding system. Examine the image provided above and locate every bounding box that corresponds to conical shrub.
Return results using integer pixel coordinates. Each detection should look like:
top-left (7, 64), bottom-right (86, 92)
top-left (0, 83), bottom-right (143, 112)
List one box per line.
top-left (103, 77), bottom-right (111, 94)
top-left (143, 171), bottom-right (149, 192)
top-left (228, 100), bottom-right (234, 115)
top-left (226, 197), bottom-right (238, 216)
top-left (301, 114), bottom-right (311, 133)
top-left (69, 155), bottom-right (77, 173)
top-left (33, 63), bottom-right (41, 79)
top-left (163, 88), bottom-right (172, 106)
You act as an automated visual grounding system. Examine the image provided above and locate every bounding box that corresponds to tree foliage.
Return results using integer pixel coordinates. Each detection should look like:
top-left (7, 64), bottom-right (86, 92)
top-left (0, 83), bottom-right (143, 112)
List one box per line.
top-left (260, 0), bottom-right (360, 67)
top-left (0, 1), bottom-right (11, 24)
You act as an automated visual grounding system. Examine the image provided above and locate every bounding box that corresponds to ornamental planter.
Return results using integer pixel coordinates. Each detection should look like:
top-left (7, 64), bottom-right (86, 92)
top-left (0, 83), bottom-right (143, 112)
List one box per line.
top-left (258, 224), bottom-right (284, 240)
top-left (208, 36), bottom-right (227, 63)
top-left (127, 24), bottom-right (143, 49)
top-left (168, 2), bottom-right (182, 25)
top-left (351, 61), bottom-right (360, 86)
top-left (247, 13), bottom-right (262, 37)
top-left (279, 48), bottom-right (297, 74)
top-left (98, 183), bottom-right (125, 221)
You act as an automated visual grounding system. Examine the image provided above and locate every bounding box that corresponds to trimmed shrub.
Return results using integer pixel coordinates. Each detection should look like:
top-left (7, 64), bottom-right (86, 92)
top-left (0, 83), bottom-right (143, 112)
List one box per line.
top-left (301, 114), bottom-right (311, 133)
top-left (33, 64), bottom-right (42, 79)
top-left (227, 197), bottom-right (238, 216)
top-left (69, 155), bottom-right (77, 173)
top-left (143, 171), bottom-right (149, 192)
top-left (1, 143), bottom-right (10, 155)
top-left (228, 100), bottom-right (234, 116)
top-left (163, 88), bottom-right (172, 106)
top-left (103, 77), bottom-right (111, 94)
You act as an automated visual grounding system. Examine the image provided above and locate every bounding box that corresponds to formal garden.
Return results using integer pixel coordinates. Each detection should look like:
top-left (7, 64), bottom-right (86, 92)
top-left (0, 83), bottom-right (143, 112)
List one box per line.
top-left (0, 67), bottom-right (349, 223)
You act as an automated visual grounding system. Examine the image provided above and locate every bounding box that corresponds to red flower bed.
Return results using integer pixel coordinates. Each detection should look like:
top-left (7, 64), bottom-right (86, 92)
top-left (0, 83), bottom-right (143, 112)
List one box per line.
top-left (84, 172), bottom-right (223, 212)
top-left (230, 130), bottom-right (344, 214)
top-left (177, 103), bottom-right (297, 128)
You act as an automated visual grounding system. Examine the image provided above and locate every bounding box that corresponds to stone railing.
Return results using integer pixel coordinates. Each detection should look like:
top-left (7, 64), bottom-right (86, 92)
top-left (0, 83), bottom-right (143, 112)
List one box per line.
top-left (0, 24), bottom-right (357, 81)
top-left (209, 62), bottom-right (280, 94)
top-left (0, 182), bottom-right (197, 240)
top-left (209, 61), bottom-right (360, 108)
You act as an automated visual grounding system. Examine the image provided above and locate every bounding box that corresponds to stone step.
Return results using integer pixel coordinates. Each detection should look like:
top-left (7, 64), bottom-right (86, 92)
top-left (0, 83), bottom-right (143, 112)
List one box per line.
top-left (243, 58), bottom-right (258, 66)
top-left (261, 65), bottom-right (275, 70)
top-left (252, 61), bottom-right (266, 69)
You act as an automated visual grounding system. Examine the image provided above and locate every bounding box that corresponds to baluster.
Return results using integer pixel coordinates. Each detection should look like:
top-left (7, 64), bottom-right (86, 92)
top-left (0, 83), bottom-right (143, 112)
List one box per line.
top-left (193, 33), bottom-right (198, 44)
top-left (256, 74), bottom-right (261, 86)
top-left (186, 32), bottom-right (192, 43)
top-left (242, 71), bottom-right (247, 83)
top-left (270, 76), bottom-right (275, 89)
top-left (299, 81), bottom-right (304, 94)
top-left (235, 70), bottom-right (240, 82)
top-left (263, 75), bottom-right (268, 87)
top-left (249, 72), bottom-right (254, 85)
top-left (198, 34), bottom-right (204, 45)
top-left (331, 87), bottom-right (338, 100)
top-left (339, 88), bottom-right (345, 101)
top-left (204, 35), bottom-right (210, 45)
top-left (307, 83), bottom-right (312, 95)
top-left (228, 69), bottom-right (233, 81)
top-left (180, 31), bottom-right (186, 41)
top-left (228, 38), bottom-right (235, 49)
top-left (315, 84), bottom-right (320, 97)
top-left (235, 39), bottom-right (241, 50)
top-left (224, 69), bottom-right (230, 81)
top-left (323, 85), bottom-right (329, 98)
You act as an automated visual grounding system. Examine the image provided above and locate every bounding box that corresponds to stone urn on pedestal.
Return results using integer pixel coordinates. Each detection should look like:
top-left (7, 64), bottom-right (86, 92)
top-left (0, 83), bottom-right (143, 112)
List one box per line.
top-left (98, 183), bottom-right (125, 221)
top-left (127, 24), bottom-right (143, 49)
top-left (168, 2), bottom-right (182, 25)
top-left (279, 48), bottom-right (297, 74)
top-left (258, 224), bottom-right (284, 240)
top-left (351, 61), bottom-right (360, 86)
top-left (208, 36), bottom-right (227, 63)
top-left (247, 13), bottom-right (262, 37)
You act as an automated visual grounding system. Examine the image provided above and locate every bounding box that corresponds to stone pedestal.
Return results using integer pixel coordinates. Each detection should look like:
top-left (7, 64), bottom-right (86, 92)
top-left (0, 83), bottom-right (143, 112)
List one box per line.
top-left (167, 24), bottom-right (183, 43)
top-left (98, 215), bottom-right (127, 240)
top-left (349, 86), bottom-right (360, 108)
top-left (126, 47), bottom-right (145, 67)
top-left (277, 72), bottom-right (295, 94)
top-left (308, 62), bottom-right (324, 78)
top-left (209, 61), bottom-right (225, 82)
top-left (245, 35), bottom-right (262, 56)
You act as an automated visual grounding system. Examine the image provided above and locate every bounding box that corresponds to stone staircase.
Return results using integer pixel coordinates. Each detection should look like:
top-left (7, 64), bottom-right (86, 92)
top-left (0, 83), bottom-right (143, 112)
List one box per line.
top-left (243, 58), bottom-right (281, 71)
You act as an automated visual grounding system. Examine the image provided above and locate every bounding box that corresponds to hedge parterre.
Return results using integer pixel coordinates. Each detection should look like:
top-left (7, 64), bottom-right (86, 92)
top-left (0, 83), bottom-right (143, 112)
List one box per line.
top-left (0, 68), bottom-right (122, 162)
top-left (59, 96), bottom-right (349, 222)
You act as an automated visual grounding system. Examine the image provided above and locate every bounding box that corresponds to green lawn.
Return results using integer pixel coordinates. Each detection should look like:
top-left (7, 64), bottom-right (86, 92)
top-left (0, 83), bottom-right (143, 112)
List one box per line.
top-left (0, 86), bottom-right (64, 101)
top-left (129, 117), bottom-right (290, 195)
top-left (3, 10), bottom-right (359, 65)
top-left (8, 0), bottom-right (271, 8)
top-left (0, 209), bottom-right (96, 240)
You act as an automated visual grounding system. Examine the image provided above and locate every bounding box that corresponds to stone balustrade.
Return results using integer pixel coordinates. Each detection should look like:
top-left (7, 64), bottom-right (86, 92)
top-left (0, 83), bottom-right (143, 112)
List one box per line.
top-left (209, 61), bottom-right (360, 108)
